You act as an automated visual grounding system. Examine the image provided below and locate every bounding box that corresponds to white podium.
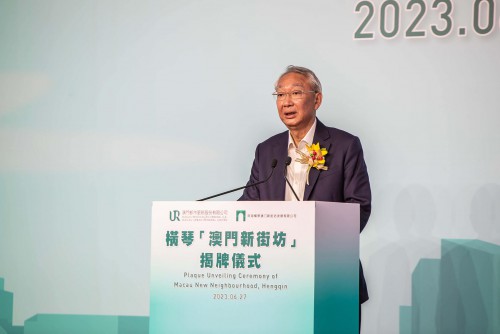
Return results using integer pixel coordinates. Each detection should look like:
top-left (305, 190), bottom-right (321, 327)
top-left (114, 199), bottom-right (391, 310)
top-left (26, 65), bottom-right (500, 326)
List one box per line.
top-left (149, 201), bottom-right (359, 333)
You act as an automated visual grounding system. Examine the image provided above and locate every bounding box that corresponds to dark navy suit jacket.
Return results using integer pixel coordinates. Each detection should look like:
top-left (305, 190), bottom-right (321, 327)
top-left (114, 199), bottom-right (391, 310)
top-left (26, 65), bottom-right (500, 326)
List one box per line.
top-left (239, 119), bottom-right (371, 303)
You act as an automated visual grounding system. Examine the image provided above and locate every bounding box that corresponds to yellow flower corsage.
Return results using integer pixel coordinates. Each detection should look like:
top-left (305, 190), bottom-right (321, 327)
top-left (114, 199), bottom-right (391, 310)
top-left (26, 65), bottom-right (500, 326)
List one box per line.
top-left (295, 142), bottom-right (329, 185)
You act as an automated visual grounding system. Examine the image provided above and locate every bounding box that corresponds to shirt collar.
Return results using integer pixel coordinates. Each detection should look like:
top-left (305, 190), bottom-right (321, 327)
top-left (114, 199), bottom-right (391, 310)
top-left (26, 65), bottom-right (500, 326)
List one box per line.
top-left (288, 118), bottom-right (317, 149)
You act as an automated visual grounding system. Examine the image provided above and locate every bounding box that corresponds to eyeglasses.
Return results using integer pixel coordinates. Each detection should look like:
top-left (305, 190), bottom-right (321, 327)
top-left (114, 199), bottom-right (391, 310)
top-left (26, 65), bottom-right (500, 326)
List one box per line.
top-left (272, 90), bottom-right (316, 101)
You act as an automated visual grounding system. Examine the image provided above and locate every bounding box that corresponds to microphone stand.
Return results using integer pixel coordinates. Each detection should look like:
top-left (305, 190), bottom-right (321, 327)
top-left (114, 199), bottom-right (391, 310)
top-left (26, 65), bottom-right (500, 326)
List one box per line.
top-left (284, 156), bottom-right (300, 201)
top-left (197, 159), bottom-right (278, 201)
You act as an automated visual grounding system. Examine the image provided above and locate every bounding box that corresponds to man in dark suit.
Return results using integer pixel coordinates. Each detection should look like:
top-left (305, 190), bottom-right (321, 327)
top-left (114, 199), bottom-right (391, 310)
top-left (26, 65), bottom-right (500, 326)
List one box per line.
top-left (239, 65), bottom-right (371, 329)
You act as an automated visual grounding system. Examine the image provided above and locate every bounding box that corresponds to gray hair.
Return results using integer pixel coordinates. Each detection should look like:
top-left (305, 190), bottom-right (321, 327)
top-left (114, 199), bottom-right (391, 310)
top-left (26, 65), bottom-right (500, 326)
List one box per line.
top-left (275, 65), bottom-right (322, 93)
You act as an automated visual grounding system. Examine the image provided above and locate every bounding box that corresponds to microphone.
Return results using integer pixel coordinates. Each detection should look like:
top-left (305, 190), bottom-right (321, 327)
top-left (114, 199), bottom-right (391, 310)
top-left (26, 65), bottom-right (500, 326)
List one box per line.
top-left (197, 159), bottom-right (278, 201)
top-left (284, 156), bottom-right (300, 201)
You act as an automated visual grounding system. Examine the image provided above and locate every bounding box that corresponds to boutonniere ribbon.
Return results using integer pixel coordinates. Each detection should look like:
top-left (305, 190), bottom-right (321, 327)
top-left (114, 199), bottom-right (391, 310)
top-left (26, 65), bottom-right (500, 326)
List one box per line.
top-left (295, 142), bottom-right (329, 185)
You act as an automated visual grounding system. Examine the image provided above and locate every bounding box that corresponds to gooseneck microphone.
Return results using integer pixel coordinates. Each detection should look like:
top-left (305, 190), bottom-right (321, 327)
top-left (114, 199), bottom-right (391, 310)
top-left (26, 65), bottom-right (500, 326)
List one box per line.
top-left (284, 156), bottom-right (300, 201)
top-left (197, 159), bottom-right (278, 201)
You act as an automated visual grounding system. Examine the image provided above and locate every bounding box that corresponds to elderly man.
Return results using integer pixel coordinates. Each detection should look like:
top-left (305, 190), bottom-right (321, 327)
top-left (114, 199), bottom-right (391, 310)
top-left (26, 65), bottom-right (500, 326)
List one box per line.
top-left (239, 65), bottom-right (371, 329)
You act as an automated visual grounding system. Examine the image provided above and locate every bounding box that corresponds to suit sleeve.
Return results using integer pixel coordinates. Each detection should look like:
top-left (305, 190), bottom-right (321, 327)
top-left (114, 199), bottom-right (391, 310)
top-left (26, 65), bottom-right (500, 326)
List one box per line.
top-left (238, 144), bottom-right (261, 201)
top-left (343, 136), bottom-right (371, 231)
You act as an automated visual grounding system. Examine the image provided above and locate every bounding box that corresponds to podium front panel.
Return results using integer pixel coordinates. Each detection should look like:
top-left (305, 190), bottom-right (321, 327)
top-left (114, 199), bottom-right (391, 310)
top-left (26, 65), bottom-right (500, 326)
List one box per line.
top-left (150, 201), bottom-right (358, 333)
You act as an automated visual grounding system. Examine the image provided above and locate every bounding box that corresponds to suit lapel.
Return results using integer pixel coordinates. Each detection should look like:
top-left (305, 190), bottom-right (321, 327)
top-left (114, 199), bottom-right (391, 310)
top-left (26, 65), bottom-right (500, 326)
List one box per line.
top-left (271, 132), bottom-right (288, 200)
top-left (304, 119), bottom-right (331, 200)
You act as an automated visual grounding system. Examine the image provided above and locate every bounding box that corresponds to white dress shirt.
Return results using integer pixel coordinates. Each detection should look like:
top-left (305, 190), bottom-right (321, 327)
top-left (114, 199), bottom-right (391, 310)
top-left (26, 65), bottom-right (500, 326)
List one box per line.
top-left (285, 119), bottom-right (317, 201)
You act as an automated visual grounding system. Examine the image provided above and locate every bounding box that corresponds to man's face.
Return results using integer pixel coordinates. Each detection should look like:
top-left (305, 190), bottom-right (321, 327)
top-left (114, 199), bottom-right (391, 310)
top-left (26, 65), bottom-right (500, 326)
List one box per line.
top-left (275, 72), bottom-right (322, 132)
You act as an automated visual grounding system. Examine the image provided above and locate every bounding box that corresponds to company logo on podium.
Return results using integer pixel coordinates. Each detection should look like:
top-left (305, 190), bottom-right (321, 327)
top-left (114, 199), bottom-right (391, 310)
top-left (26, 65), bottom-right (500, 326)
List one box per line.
top-left (169, 210), bottom-right (180, 221)
top-left (236, 210), bottom-right (246, 222)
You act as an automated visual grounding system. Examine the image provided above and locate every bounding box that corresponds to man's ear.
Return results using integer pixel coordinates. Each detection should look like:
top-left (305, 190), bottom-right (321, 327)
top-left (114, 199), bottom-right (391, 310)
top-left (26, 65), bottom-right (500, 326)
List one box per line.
top-left (314, 92), bottom-right (323, 110)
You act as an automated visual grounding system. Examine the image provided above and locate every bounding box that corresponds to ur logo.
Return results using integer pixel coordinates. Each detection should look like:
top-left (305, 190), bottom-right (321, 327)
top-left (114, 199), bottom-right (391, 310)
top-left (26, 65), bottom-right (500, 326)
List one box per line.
top-left (236, 210), bottom-right (246, 222)
top-left (169, 210), bottom-right (180, 221)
